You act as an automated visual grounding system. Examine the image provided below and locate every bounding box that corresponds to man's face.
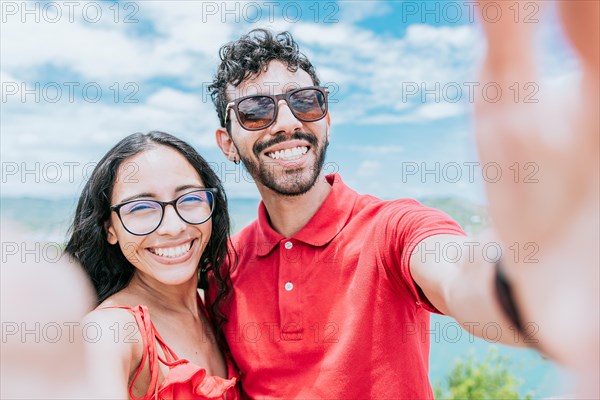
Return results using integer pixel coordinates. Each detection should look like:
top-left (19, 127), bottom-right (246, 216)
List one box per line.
top-left (219, 60), bottom-right (330, 196)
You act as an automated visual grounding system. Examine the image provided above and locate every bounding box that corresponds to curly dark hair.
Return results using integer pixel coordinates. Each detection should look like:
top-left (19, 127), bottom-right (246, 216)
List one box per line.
top-left (209, 28), bottom-right (320, 130)
top-left (65, 131), bottom-right (233, 339)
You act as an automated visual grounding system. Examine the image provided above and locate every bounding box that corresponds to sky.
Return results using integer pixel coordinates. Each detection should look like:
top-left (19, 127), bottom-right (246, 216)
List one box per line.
top-left (1, 0), bottom-right (578, 202)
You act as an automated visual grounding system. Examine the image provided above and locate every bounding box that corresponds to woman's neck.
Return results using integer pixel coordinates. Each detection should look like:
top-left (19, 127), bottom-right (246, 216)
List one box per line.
top-left (124, 272), bottom-right (200, 316)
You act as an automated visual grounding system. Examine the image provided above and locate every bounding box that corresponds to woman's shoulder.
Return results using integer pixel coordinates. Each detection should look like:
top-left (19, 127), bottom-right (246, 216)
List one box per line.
top-left (82, 298), bottom-right (146, 399)
top-left (84, 292), bottom-right (148, 357)
top-left (97, 290), bottom-right (143, 309)
top-left (85, 304), bottom-right (139, 330)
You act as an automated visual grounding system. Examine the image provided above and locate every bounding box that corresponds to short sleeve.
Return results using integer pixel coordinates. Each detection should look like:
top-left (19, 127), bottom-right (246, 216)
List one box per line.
top-left (378, 199), bottom-right (466, 313)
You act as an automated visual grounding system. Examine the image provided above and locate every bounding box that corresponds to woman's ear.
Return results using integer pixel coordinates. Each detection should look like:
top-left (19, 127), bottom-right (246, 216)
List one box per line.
top-left (104, 221), bottom-right (118, 245)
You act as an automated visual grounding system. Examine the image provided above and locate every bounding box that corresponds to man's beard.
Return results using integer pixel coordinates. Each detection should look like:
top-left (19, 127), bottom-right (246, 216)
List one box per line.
top-left (237, 132), bottom-right (329, 197)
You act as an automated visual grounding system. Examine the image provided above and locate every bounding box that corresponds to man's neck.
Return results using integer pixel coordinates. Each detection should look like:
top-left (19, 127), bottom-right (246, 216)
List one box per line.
top-left (258, 175), bottom-right (332, 238)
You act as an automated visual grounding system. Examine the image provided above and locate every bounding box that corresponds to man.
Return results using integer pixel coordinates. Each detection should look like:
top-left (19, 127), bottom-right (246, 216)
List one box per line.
top-left (209, 29), bottom-right (517, 398)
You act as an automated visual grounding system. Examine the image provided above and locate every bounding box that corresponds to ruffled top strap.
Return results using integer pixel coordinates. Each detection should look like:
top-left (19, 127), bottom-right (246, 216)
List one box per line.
top-left (97, 302), bottom-right (239, 400)
top-left (98, 305), bottom-right (164, 400)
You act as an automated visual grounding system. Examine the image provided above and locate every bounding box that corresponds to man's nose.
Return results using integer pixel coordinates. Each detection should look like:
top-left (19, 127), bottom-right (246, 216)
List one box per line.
top-left (269, 99), bottom-right (303, 134)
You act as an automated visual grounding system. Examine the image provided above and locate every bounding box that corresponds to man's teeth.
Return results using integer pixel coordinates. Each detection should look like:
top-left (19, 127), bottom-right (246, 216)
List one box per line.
top-left (268, 146), bottom-right (308, 160)
top-left (150, 242), bottom-right (192, 258)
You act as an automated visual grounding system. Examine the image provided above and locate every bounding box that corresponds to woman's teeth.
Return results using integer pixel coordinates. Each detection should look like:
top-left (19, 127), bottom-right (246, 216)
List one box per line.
top-left (149, 242), bottom-right (192, 258)
top-left (268, 146), bottom-right (308, 160)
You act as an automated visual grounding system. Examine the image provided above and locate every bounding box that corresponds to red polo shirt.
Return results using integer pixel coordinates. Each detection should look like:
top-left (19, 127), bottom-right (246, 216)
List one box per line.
top-left (220, 174), bottom-right (465, 399)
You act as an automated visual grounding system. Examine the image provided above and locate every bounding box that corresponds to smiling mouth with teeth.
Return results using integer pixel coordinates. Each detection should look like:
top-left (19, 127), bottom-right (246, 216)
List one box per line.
top-left (148, 241), bottom-right (193, 258)
top-left (267, 146), bottom-right (308, 160)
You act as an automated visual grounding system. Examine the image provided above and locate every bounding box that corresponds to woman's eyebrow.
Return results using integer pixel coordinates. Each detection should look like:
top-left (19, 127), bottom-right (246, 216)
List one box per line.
top-left (174, 184), bottom-right (206, 192)
top-left (118, 192), bottom-right (156, 203)
top-left (117, 185), bottom-right (205, 204)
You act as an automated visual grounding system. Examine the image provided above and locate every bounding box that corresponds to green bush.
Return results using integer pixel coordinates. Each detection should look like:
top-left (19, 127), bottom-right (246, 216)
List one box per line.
top-left (434, 347), bottom-right (532, 399)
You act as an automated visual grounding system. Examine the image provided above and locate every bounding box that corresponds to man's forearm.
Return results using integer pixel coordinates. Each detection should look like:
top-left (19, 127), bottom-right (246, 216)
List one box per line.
top-left (411, 234), bottom-right (532, 347)
top-left (445, 235), bottom-right (531, 347)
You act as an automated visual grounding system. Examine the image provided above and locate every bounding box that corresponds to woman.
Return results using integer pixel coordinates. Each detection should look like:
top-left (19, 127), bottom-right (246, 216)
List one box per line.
top-left (66, 131), bottom-right (238, 399)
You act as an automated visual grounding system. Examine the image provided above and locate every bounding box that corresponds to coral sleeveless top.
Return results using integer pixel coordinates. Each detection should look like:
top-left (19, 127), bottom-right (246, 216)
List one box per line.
top-left (101, 301), bottom-right (239, 400)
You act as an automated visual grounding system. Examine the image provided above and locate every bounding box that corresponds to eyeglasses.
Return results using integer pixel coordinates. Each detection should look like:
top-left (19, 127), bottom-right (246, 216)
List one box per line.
top-left (110, 189), bottom-right (217, 236)
top-left (225, 86), bottom-right (329, 131)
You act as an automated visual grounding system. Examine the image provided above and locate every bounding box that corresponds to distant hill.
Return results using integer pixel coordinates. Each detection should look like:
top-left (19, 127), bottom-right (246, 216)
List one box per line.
top-left (1, 195), bottom-right (488, 240)
top-left (419, 196), bottom-right (489, 235)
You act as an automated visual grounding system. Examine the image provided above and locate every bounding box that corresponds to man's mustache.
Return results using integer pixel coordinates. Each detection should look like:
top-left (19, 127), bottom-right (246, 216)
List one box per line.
top-left (254, 132), bottom-right (319, 157)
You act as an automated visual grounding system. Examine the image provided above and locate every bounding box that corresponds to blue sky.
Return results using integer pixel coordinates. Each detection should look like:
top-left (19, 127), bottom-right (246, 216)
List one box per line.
top-left (1, 0), bottom-right (577, 201)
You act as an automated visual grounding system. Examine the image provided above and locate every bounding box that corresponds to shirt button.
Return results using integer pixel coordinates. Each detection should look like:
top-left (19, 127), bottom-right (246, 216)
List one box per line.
top-left (284, 282), bottom-right (294, 291)
top-left (284, 241), bottom-right (293, 250)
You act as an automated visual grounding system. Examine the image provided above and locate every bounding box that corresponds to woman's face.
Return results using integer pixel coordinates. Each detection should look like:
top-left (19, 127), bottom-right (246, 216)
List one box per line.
top-left (105, 145), bottom-right (212, 286)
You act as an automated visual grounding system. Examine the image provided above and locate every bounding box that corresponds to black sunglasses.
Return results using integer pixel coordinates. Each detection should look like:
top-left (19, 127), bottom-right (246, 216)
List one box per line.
top-left (225, 86), bottom-right (329, 131)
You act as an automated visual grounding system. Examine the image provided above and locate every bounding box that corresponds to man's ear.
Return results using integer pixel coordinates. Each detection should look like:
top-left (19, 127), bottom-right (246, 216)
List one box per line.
top-left (325, 113), bottom-right (331, 141)
top-left (215, 127), bottom-right (238, 162)
top-left (104, 221), bottom-right (118, 245)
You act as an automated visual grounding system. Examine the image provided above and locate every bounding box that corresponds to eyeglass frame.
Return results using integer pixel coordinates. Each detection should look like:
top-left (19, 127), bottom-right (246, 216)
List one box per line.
top-left (109, 188), bottom-right (218, 236)
top-left (224, 86), bottom-right (329, 131)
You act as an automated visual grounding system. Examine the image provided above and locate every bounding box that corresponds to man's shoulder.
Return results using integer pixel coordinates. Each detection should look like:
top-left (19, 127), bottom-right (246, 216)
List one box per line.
top-left (353, 191), bottom-right (424, 214)
top-left (349, 194), bottom-right (455, 234)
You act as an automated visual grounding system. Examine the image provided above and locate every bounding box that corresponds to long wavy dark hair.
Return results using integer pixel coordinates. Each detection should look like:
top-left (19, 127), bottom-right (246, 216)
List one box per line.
top-left (65, 131), bottom-right (233, 341)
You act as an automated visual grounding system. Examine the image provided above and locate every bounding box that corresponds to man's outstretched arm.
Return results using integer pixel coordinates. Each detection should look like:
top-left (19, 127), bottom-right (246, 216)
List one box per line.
top-left (409, 234), bottom-right (529, 347)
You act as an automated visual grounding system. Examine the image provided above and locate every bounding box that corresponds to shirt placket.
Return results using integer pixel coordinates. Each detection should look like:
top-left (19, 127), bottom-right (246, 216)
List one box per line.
top-left (278, 239), bottom-right (303, 340)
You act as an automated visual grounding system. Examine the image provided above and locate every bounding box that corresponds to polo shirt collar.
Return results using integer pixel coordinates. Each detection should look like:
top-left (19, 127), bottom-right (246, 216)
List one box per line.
top-left (255, 174), bottom-right (357, 256)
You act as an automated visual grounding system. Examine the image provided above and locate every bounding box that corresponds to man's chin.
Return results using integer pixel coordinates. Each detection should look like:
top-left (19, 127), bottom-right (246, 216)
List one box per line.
top-left (262, 172), bottom-right (318, 197)
top-left (241, 147), bottom-right (327, 196)
top-left (267, 185), bottom-right (314, 197)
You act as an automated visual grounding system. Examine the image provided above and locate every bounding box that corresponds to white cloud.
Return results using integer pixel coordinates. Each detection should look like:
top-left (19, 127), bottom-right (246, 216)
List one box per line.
top-left (0, 85), bottom-right (222, 198)
top-left (338, 0), bottom-right (393, 23)
top-left (0, 1), bottom-right (578, 200)
top-left (0, 71), bottom-right (18, 85)
top-left (353, 101), bottom-right (465, 125)
top-left (343, 145), bottom-right (405, 154)
top-left (404, 24), bottom-right (474, 48)
top-left (287, 21), bottom-right (482, 126)
top-left (0, 11), bottom-right (481, 197)
top-left (414, 102), bottom-right (465, 121)
top-left (357, 160), bottom-right (382, 178)
top-left (1, 1), bottom-right (233, 83)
